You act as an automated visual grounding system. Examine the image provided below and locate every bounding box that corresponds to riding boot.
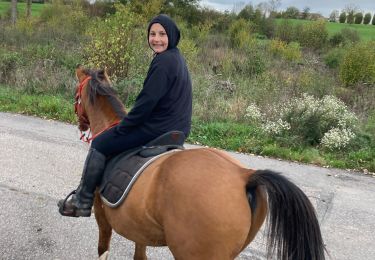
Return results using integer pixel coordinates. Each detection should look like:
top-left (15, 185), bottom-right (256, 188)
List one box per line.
top-left (58, 148), bottom-right (106, 217)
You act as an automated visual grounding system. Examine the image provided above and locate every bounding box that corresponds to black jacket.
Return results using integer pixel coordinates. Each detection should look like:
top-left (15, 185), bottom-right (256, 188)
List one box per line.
top-left (117, 15), bottom-right (192, 137)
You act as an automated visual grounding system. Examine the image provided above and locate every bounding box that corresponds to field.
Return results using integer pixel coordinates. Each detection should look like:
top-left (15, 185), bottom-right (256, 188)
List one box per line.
top-left (277, 18), bottom-right (375, 41)
top-left (0, 1), bottom-right (47, 18)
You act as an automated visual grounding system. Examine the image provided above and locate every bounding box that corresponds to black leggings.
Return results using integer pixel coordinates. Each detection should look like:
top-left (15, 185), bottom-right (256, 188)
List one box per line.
top-left (91, 126), bottom-right (158, 157)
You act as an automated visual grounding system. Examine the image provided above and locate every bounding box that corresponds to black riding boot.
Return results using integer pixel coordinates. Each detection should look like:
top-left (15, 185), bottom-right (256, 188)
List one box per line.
top-left (58, 148), bottom-right (106, 217)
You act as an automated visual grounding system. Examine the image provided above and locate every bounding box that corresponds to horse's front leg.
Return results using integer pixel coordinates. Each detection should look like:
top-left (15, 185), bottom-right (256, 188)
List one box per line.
top-left (134, 243), bottom-right (147, 260)
top-left (94, 190), bottom-right (113, 257)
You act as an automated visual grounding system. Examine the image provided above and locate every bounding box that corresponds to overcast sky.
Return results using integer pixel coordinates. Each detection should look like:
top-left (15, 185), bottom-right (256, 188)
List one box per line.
top-left (200, 0), bottom-right (375, 17)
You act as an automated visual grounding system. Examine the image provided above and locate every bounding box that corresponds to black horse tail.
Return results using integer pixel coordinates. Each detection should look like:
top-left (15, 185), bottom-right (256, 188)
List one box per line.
top-left (246, 170), bottom-right (326, 260)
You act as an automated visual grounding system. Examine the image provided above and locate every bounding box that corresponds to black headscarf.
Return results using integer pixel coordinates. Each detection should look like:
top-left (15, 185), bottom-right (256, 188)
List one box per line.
top-left (147, 14), bottom-right (181, 50)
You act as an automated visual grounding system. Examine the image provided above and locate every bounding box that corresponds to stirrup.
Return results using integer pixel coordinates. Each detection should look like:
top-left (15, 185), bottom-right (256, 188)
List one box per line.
top-left (58, 190), bottom-right (77, 209)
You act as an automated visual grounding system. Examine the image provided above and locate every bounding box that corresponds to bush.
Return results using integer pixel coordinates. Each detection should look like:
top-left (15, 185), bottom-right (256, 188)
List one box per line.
top-left (340, 41), bottom-right (375, 86)
top-left (275, 19), bottom-right (295, 43)
top-left (39, 0), bottom-right (89, 41)
top-left (84, 4), bottom-right (147, 80)
top-left (269, 39), bottom-right (302, 63)
top-left (228, 18), bottom-right (254, 48)
top-left (0, 51), bottom-right (23, 84)
top-left (324, 47), bottom-right (345, 68)
top-left (257, 94), bottom-right (358, 147)
top-left (329, 32), bottom-right (345, 47)
top-left (298, 20), bottom-right (328, 50)
top-left (340, 28), bottom-right (360, 44)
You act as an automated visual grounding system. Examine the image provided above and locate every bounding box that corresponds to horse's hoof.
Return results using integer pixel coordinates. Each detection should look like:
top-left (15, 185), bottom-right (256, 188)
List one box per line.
top-left (99, 251), bottom-right (109, 260)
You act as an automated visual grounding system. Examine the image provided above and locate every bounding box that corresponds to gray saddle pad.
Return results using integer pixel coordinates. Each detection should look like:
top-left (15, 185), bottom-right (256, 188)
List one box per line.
top-left (99, 149), bottom-right (180, 207)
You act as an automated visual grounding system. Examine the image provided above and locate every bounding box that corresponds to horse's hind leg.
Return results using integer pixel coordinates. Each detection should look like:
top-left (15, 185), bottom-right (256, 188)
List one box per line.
top-left (94, 191), bottom-right (112, 257)
top-left (134, 243), bottom-right (147, 260)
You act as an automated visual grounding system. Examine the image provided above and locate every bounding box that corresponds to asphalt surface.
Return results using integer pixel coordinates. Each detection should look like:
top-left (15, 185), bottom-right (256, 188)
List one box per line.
top-left (1, 112), bottom-right (375, 260)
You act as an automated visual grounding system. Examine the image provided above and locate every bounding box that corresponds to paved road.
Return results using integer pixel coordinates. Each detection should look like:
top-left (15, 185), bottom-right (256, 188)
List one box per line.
top-left (1, 112), bottom-right (375, 260)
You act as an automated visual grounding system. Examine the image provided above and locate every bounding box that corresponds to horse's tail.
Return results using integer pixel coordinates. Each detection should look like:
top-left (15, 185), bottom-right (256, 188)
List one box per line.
top-left (246, 170), bottom-right (326, 260)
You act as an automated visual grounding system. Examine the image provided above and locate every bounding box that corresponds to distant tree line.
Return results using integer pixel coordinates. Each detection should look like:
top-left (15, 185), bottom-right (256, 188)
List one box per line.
top-left (329, 4), bottom-right (374, 25)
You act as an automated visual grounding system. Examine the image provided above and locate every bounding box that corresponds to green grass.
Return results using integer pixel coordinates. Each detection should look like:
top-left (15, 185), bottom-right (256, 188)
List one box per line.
top-left (0, 1), bottom-right (47, 17)
top-left (1, 85), bottom-right (374, 172)
top-left (277, 18), bottom-right (375, 41)
top-left (0, 86), bottom-right (75, 123)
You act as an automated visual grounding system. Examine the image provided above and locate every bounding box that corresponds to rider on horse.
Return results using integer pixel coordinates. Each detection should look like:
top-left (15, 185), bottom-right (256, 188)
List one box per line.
top-left (58, 14), bottom-right (192, 217)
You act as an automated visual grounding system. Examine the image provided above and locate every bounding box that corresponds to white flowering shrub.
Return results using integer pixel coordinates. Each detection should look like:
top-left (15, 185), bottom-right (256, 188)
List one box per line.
top-left (245, 103), bottom-right (263, 123)
top-left (321, 128), bottom-right (356, 150)
top-left (262, 119), bottom-right (291, 135)
top-left (250, 93), bottom-right (358, 148)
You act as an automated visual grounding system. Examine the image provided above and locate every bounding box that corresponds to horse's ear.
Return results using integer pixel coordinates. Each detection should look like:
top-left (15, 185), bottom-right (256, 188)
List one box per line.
top-left (76, 64), bottom-right (88, 82)
top-left (104, 67), bottom-right (112, 84)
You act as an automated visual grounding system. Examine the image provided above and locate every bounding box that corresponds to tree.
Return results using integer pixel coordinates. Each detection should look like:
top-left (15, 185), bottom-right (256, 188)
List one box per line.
top-left (339, 12), bottom-right (346, 23)
top-left (363, 13), bottom-right (371, 24)
top-left (11, 0), bottom-right (17, 25)
top-left (26, 0), bottom-right (32, 19)
top-left (343, 4), bottom-right (359, 24)
top-left (301, 6), bottom-right (310, 20)
top-left (354, 12), bottom-right (363, 24)
top-left (267, 0), bottom-right (281, 17)
top-left (283, 6), bottom-right (299, 19)
top-left (372, 14), bottom-right (375, 25)
top-left (238, 4), bottom-right (254, 20)
top-left (329, 10), bottom-right (339, 22)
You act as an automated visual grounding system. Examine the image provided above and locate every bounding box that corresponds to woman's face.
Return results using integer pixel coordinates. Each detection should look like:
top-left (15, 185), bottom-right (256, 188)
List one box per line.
top-left (149, 23), bottom-right (168, 53)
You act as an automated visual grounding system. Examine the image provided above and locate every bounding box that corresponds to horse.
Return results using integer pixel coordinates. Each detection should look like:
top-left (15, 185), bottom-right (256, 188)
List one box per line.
top-left (73, 65), bottom-right (326, 260)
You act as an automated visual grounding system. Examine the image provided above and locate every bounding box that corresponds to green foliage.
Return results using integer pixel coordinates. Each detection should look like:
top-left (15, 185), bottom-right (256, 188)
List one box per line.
top-left (329, 28), bottom-right (359, 46)
top-left (261, 94), bottom-right (358, 148)
top-left (354, 13), bottom-right (363, 24)
top-left (275, 19), bottom-right (295, 43)
top-left (324, 47), bottom-right (345, 68)
top-left (373, 14), bottom-right (375, 25)
top-left (297, 19), bottom-right (328, 50)
top-left (339, 12), bottom-right (346, 23)
top-left (340, 28), bottom-right (360, 43)
top-left (228, 18), bottom-right (254, 48)
top-left (84, 4), bottom-right (146, 80)
top-left (283, 6), bottom-right (299, 19)
top-left (347, 11), bottom-right (354, 24)
top-left (363, 13), bottom-right (372, 25)
top-left (269, 39), bottom-right (302, 63)
top-left (0, 86), bottom-right (75, 122)
top-left (0, 50), bottom-right (23, 84)
top-left (238, 4), bottom-right (254, 20)
top-left (339, 41), bottom-right (375, 86)
top-left (39, 0), bottom-right (89, 38)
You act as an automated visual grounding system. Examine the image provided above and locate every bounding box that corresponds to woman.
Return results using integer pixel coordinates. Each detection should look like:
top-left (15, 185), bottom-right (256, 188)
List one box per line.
top-left (58, 14), bottom-right (192, 217)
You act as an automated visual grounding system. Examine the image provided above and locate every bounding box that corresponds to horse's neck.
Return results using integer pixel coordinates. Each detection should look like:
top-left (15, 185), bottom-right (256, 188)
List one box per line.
top-left (87, 97), bottom-right (122, 136)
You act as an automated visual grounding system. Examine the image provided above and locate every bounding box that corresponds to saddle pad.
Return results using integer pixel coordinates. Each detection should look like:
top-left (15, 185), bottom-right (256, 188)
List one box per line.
top-left (100, 149), bottom-right (181, 208)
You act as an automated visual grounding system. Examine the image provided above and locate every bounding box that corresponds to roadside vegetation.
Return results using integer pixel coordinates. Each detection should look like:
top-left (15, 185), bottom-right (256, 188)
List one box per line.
top-left (0, 0), bottom-right (375, 172)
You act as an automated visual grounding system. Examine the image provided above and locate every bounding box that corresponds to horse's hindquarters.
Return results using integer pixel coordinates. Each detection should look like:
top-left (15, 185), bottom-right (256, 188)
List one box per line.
top-left (160, 149), bottom-right (255, 259)
top-left (104, 148), bottom-right (255, 258)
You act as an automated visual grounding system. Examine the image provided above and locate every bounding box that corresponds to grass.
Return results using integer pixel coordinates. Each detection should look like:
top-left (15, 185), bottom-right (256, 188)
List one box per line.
top-left (0, 86), bottom-right (75, 123)
top-left (0, 1), bottom-right (47, 18)
top-left (1, 85), bottom-right (374, 172)
top-left (277, 18), bottom-right (375, 41)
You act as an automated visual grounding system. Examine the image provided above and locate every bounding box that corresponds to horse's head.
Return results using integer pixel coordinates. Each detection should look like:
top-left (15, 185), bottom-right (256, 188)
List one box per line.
top-left (74, 65), bottom-right (126, 135)
top-left (75, 65), bottom-right (91, 131)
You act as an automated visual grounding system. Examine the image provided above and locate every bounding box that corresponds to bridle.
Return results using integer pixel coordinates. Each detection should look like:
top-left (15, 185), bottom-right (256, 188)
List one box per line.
top-left (74, 76), bottom-right (92, 143)
top-left (74, 75), bottom-right (120, 144)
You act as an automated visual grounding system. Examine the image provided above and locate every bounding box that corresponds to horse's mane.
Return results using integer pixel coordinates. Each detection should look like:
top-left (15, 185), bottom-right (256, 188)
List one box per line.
top-left (86, 69), bottom-right (127, 119)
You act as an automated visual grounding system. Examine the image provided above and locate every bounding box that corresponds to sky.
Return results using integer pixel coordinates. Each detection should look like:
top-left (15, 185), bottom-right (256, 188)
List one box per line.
top-left (200, 0), bottom-right (375, 17)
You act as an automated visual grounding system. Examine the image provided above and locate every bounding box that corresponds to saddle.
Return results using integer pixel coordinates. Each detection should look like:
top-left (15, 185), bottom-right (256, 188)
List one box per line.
top-left (99, 131), bottom-right (185, 207)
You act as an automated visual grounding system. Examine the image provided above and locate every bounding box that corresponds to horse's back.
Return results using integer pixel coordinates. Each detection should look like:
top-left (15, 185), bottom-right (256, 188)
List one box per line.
top-left (103, 148), bottom-right (255, 258)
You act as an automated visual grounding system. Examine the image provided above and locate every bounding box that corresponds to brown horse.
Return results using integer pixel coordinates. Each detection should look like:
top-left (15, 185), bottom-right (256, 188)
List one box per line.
top-left (74, 65), bottom-right (326, 260)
